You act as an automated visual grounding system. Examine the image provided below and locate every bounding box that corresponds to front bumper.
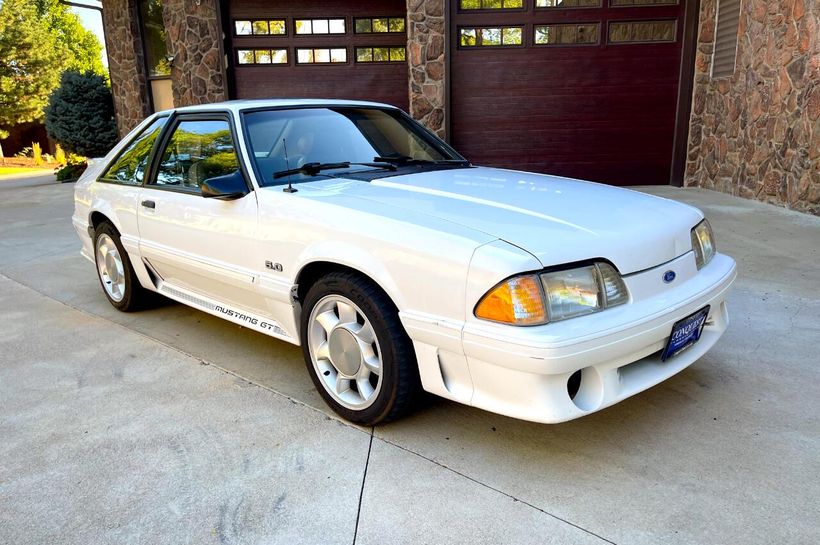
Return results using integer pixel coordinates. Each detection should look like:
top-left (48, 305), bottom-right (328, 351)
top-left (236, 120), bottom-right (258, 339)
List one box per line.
top-left (458, 252), bottom-right (737, 423)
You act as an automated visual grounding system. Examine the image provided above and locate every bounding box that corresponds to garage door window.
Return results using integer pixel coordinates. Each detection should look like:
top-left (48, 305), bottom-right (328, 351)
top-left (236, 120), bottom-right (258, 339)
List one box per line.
top-left (536, 0), bottom-right (601, 8)
top-left (235, 19), bottom-right (286, 36)
top-left (295, 18), bottom-right (346, 35)
top-left (154, 120), bottom-right (239, 191)
top-left (459, 27), bottom-right (523, 47)
top-left (610, 0), bottom-right (677, 6)
top-left (237, 49), bottom-right (288, 65)
top-left (355, 47), bottom-right (406, 63)
top-left (608, 20), bottom-right (676, 43)
top-left (460, 0), bottom-right (523, 9)
top-left (354, 17), bottom-right (405, 33)
top-left (296, 48), bottom-right (347, 64)
top-left (534, 23), bottom-right (600, 45)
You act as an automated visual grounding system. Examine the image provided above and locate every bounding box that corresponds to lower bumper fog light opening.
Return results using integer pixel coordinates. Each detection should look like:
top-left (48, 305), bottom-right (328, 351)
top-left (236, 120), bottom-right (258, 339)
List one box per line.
top-left (566, 367), bottom-right (604, 412)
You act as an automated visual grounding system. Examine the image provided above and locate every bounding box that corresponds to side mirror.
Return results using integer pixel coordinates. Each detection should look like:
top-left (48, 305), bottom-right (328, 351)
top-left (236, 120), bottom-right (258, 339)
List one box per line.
top-left (201, 170), bottom-right (249, 200)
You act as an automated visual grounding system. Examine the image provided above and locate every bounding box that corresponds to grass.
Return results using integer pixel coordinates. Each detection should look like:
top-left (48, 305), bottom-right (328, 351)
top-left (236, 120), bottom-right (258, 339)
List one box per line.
top-left (0, 166), bottom-right (53, 177)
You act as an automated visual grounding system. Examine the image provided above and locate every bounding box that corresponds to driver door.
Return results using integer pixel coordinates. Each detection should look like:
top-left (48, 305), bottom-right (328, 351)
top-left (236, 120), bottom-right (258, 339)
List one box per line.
top-left (137, 113), bottom-right (264, 313)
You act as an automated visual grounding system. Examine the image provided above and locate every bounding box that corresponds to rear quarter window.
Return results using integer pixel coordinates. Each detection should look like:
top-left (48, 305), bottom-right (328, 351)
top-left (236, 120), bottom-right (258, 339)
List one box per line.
top-left (100, 117), bottom-right (168, 185)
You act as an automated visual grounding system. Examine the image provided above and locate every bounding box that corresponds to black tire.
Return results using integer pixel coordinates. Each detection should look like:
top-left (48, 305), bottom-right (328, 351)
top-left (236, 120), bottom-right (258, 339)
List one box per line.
top-left (93, 222), bottom-right (150, 312)
top-left (299, 271), bottom-right (421, 425)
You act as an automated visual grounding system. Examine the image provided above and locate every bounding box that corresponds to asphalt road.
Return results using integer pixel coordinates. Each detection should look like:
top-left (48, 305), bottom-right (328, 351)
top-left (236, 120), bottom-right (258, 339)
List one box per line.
top-left (1, 178), bottom-right (818, 545)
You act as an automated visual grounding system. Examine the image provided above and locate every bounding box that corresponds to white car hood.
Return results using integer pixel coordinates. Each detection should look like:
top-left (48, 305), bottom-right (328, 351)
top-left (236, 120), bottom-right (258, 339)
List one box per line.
top-left (302, 166), bottom-right (703, 274)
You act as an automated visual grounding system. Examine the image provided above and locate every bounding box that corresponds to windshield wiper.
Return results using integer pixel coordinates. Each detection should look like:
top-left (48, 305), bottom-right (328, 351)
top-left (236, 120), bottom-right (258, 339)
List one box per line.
top-left (273, 161), bottom-right (396, 180)
top-left (373, 155), bottom-right (470, 166)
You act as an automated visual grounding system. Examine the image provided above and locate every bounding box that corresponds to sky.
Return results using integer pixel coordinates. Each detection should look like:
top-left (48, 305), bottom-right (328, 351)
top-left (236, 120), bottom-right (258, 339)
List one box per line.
top-left (69, 0), bottom-right (108, 68)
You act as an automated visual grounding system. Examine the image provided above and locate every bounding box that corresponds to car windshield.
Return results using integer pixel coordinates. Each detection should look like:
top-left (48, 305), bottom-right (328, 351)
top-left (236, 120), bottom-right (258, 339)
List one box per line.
top-left (242, 107), bottom-right (465, 187)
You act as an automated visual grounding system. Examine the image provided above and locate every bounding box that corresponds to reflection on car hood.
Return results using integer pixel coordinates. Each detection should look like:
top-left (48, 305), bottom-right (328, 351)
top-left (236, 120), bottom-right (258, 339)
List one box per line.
top-left (298, 166), bottom-right (703, 274)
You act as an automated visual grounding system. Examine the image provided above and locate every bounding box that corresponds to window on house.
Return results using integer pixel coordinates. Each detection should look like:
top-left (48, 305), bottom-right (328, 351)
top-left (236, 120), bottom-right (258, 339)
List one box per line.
top-left (460, 0), bottom-right (524, 9)
top-left (355, 47), bottom-right (407, 62)
top-left (295, 18), bottom-right (346, 35)
top-left (536, 0), bottom-right (601, 7)
top-left (354, 17), bottom-right (406, 33)
top-left (608, 20), bottom-right (676, 43)
top-left (296, 48), bottom-right (348, 64)
top-left (237, 49), bottom-right (288, 65)
top-left (234, 20), bottom-right (286, 36)
top-left (459, 27), bottom-right (523, 47)
top-left (138, 0), bottom-right (173, 112)
top-left (138, 0), bottom-right (170, 77)
top-left (711, 0), bottom-right (741, 78)
top-left (534, 23), bottom-right (599, 45)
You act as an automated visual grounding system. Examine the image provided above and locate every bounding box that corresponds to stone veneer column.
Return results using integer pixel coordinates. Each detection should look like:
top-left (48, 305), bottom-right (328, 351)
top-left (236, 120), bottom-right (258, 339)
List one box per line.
top-left (102, 0), bottom-right (152, 137)
top-left (161, 0), bottom-right (229, 107)
top-left (685, 0), bottom-right (820, 215)
top-left (407, 0), bottom-right (446, 138)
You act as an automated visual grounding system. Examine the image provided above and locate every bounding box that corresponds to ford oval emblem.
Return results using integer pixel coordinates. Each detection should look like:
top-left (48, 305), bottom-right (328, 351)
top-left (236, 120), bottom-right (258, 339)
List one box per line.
top-left (663, 270), bottom-right (676, 283)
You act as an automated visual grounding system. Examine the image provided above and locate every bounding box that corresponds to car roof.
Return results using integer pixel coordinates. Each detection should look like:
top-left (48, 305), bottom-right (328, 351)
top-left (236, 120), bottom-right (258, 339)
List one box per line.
top-left (157, 98), bottom-right (400, 116)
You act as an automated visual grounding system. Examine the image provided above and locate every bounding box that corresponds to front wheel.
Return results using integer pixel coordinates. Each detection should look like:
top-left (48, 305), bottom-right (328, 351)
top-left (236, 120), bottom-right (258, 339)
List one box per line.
top-left (300, 272), bottom-right (421, 425)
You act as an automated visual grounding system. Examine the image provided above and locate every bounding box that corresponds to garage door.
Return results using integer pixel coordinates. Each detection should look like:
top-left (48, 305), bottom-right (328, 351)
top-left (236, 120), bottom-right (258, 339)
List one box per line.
top-left (227, 0), bottom-right (409, 110)
top-left (450, 0), bottom-right (688, 186)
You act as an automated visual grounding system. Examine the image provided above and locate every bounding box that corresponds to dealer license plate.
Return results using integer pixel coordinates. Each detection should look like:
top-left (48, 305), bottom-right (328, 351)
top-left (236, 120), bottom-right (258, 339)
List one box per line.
top-left (661, 306), bottom-right (710, 362)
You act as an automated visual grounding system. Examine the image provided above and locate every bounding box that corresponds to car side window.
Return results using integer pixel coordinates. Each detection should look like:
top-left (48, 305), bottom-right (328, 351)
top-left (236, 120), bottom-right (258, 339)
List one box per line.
top-left (100, 117), bottom-right (167, 185)
top-left (153, 119), bottom-right (240, 191)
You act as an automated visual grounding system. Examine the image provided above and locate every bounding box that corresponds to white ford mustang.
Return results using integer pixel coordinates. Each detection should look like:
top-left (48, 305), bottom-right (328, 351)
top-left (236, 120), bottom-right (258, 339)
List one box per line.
top-left (73, 99), bottom-right (737, 425)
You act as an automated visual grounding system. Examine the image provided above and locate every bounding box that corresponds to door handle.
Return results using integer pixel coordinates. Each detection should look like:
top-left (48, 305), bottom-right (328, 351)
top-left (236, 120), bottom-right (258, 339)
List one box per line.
top-left (141, 200), bottom-right (156, 209)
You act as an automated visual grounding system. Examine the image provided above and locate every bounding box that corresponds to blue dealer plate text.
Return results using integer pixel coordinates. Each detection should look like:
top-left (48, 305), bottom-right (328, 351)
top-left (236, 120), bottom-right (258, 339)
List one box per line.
top-left (661, 306), bottom-right (711, 362)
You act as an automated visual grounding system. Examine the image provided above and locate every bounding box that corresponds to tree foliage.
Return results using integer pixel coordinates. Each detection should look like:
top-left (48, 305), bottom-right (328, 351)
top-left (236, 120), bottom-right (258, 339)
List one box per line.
top-left (0, 0), bottom-right (62, 126)
top-left (44, 71), bottom-right (118, 157)
top-left (34, 0), bottom-right (106, 76)
top-left (0, 0), bottom-right (105, 129)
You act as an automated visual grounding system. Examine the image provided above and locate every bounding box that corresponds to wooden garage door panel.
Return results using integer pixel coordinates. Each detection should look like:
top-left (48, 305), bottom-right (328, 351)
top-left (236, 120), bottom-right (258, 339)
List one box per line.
top-left (228, 0), bottom-right (408, 110)
top-left (450, 2), bottom-right (687, 186)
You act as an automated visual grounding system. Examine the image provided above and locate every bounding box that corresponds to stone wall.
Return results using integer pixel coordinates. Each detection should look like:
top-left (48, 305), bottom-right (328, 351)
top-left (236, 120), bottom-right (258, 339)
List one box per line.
top-left (407, 0), bottom-right (446, 138)
top-left (161, 0), bottom-right (228, 107)
top-left (102, 0), bottom-right (152, 137)
top-left (686, 0), bottom-right (820, 215)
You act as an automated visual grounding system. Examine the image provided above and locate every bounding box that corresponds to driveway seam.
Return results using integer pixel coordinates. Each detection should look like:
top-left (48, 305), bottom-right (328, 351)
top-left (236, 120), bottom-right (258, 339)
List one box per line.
top-left (1, 272), bottom-right (618, 545)
top-left (352, 429), bottom-right (374, 545)
top-left (375, 437), bottom-right (619, 545)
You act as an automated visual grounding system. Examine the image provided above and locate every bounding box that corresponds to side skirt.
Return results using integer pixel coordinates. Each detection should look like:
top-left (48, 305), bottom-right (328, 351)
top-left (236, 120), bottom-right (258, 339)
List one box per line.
top-left (156, 281), bottom-right (297, 345)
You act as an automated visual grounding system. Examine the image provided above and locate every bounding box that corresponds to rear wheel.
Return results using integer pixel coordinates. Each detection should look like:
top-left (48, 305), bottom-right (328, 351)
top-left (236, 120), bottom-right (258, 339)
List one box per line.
top-left (94, 222), bottom-right (149, 312)
top-left (300, 272), bottom-right (420, 425)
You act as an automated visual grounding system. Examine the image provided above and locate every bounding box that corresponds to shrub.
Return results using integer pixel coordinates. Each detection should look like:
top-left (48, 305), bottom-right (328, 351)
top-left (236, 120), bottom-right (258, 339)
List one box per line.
top-left (32, 142), bottom-right (43, 166)
top-left (55, 157), bottom-right (87, 181)
top-left (55, 144), bottom-right (66, 165)
top-left (44, 71), bottom-right (118, 158)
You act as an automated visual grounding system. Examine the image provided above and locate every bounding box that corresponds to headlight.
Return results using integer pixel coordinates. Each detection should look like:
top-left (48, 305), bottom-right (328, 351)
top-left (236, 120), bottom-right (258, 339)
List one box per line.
top-left (475, 262), bottom-right (629, 326)
top-left (691, 219), bottom-right (716, 270)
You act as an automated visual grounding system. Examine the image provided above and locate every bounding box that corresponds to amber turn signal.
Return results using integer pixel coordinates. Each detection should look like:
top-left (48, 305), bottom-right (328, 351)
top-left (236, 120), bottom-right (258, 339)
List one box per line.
top-left (474, 274), bottom-right (547, 325)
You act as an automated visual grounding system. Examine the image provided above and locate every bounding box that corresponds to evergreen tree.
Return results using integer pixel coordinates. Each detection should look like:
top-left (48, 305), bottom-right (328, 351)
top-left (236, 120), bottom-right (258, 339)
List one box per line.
top-left (44, 71), bottom-right (118, 158)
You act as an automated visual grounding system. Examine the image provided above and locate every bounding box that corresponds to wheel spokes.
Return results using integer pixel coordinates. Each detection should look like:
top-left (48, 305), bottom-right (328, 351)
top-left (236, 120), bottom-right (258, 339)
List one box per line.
top-left (315, 340), bottom-right (331, 361)
top-left (362, 355), bottom-right (381, 375)
top-left (315, 310), bottom-right (340, 336)
top-left (308, 294), bottom-right (384, 411)
top-left (356, 378), bottom-right (375, 401)
top-left (336, 301), bottom-right (357, 324)
top-left (335, 374), bottom-right (351, 395)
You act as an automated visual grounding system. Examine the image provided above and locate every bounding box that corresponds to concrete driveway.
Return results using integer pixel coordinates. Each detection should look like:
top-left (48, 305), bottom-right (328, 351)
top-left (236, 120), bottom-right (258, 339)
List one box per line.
top-left (1, 179), bottom-right (817, 545)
